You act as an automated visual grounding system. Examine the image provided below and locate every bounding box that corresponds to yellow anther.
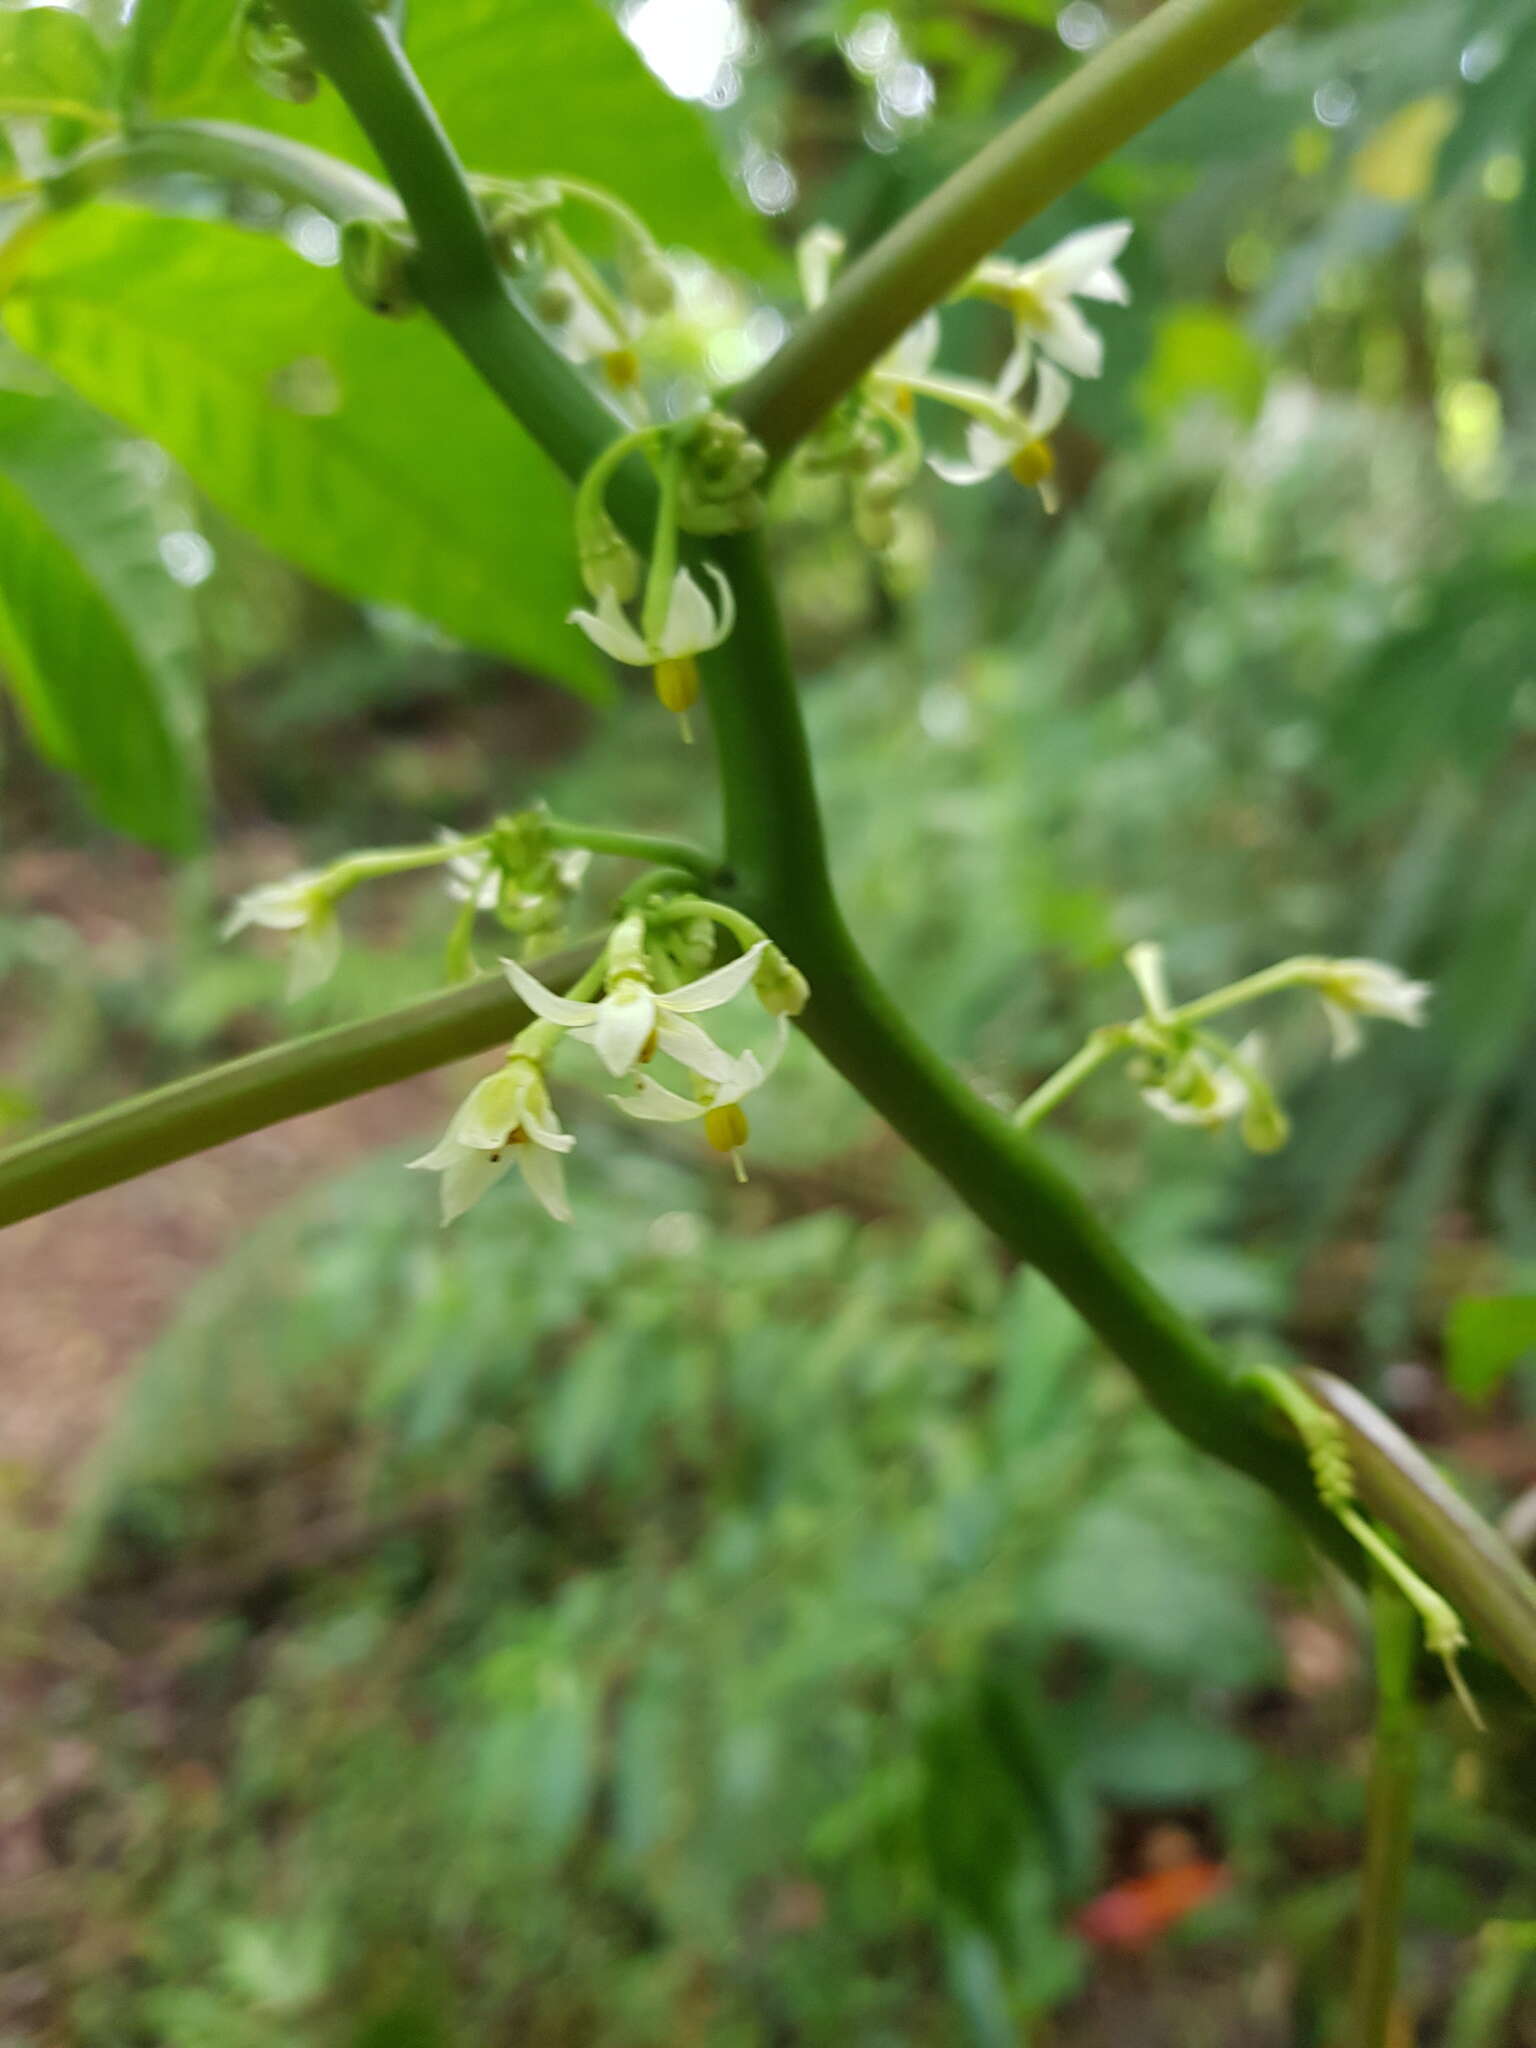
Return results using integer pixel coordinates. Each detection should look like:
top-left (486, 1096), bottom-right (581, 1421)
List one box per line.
top-left (603, 346), bottom-right (640, 390)
top-left (704, 1102), bottom-right (749, 1155)
top-left (653, 657), bottom-right (700, 742)
top-left (1008, 439), bottom-right (1056, 490)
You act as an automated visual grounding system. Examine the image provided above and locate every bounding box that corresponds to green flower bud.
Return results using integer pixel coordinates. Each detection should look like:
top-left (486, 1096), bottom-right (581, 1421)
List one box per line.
top-left (675, 409), bottom-right (769, 535)
top-left (340, 217), bottom-right (419, 319)
top-left (577, 508), bottom-right (643, 603)
top-left (626, 250), bottom-right (676, 316)
top-left (239, 0), bottom-right (317, 102)
top-left (754, 943), bottom-right (810, 1017)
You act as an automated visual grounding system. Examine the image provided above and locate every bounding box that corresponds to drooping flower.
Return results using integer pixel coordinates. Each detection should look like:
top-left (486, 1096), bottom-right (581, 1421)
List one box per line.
top-left (1139, 1033), bottom-right (1265, 1136)
top-left (222, 870), bottom-right (340, 999)
top-left (969, 221), bottom-right (1132, 387)
top-left (503, 938), bottom-right (768, 1080)
top-left (612, 1023), bottom-right (787, 1180)
top-left (1311, 958), bottom-right (1432, 1060)
top-left (408, 1055), bottom-right (574, 1224)
top-left (927, 359), bottom-right (1073, 507)
top-left (568, 564), bottom-right (736, 728)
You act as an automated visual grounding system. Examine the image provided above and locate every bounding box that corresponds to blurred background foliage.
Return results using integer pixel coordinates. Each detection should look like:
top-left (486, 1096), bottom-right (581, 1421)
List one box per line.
top-left (2, 0), bottom-right (1536, 2041)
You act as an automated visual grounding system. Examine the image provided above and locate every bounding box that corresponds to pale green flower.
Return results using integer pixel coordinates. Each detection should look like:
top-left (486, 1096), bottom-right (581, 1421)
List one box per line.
top-left (222, 871), bottom-right (340, 1000)
top-left (409, 1056), bottom-right (573, 1225)
top-left (1313, 958), bottom-right (1432, 1059)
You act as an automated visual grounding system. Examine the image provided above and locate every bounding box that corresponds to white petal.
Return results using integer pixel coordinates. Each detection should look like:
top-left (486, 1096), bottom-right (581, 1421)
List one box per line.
top-left (928, 443), bottom-right (1004, 487)
top-left (286, 910), bottom-right (341, 999)
top-left (517, 1141), bottom-right (572, 1222)
top-left (500, 955), bottom-right (601, 1027)
top-left (995, 336), bottom-right (1034, 402)
top-left (568, 589), bottom-right (653, 665)
top-left (590, 980), bottom-right (657, 1076)
top-left (408, 1130), bottom-right (470, 1172)
top-left (660, 568), bottom-right (718, 655)
top-left (1322, 999), bottom-right (1364, 1061)
top-left (612, 1074), bottom-right (705, 1123)
top-left (1031, 222), bottom-right (1132, 295)
top-left (1077, 263), bottom-right (1130, 306)
top-left (519, 1095), bottom-right (576, 1153)
top-left (436, 1148), bottom-right (512, 1225)
top-left (883, 310), bottom-right (941, 379)
top-left (1029, 359), bottom-right (1074, 439)
top-left (654, 1015), bottom-right (737, 1083)
top-left (662, 939), bottom-right (769, 1014)
top-left (1037, 297), bottom-right (1103, 378)
top-left (713, 1048), bottom-right (766, 1108)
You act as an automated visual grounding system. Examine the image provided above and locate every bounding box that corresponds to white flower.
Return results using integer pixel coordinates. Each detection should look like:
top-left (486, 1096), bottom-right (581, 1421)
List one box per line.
top-left (568, 565), bottom-right (736, 669)
top-left (972, 220), bottom-right (1132, 386)
top-left (222, 870), bottom-right (339, 999)
top-left (409, 1056), bottom-right (574, 1225)
top-left (927, 359), bottom-right (1073, 505)
top-left (613, 1023), bottom-right (786, 1179)
top-left (1140, 1033), bottom-right (1263, 1134)
top-left (1314, 958), bottom-right (1432, 1060)
top-left (503, 939), bottom-right (769, 1080)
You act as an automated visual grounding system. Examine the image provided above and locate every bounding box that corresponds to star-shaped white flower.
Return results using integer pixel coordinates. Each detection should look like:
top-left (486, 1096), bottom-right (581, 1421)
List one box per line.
top-left (409, 1056), bottom-right (574, 1224)
top-left (222, 871), bottom-right (340, 999)
top-left (568, 565), bottom-right (736, 669)
top-left (927, 359), bottom-right (1073, 506)
top-left (972, 220), bottom-right (1132, 386)
top-left (502, 939), bottom-right (768, 1080)
top-left (612, 1023), bottom-right (786, 1179)
top-left (1313, 958), bottom-right (1432, 1059)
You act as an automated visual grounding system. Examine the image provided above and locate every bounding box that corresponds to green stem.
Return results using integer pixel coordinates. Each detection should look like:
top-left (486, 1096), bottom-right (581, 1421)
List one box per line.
top-left (0, 941), bottom-right (598, 1227)
top-left (46, 120), bottom-right (397, 220)
top-left (1168, 955), bottom-right (1324, 1027)
top-left (1013, 1028), bottom-right (1129, 1130)
top-left (541, 820), bottom-right (720, 880)
top-left (734, 0), bottom-right (1297, 455)
top-left (1349, 1580), bottom-right (1420, 2048)
top-left (327, 833), bottom-right (491, 892)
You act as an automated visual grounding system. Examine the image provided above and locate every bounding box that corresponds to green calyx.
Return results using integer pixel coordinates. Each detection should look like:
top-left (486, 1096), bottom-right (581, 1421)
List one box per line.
top-left (341, 215), bottom-right (420, 319)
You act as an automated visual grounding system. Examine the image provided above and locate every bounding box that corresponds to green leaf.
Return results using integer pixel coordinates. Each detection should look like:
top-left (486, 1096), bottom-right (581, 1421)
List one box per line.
top-left (0, 3), bottom-right (114, 125)
top-left (1445, 1295), bottom-right (1536, 1405)
top-left (125, 0), bottom-right (769, 269)
top-left (0, 386), bottom-right (203, 850)
top-left (4, 205), bottom-right (603, 697)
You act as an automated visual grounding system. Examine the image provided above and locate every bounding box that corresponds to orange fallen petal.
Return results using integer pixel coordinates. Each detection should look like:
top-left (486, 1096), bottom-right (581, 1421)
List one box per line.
top-left (1074, 1860), bottom-right (1231, 1949)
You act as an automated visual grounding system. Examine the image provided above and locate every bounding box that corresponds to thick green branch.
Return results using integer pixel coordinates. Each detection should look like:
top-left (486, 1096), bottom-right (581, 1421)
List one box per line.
top-left (735, 0), bottom-right (1295, 455)
top-left (0, 943), bottom-right (595, 1227)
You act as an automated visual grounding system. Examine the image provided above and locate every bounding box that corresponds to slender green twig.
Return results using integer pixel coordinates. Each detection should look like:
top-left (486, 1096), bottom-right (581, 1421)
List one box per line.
top-left (541, 820), bottom-right (721, 879)
top-left (0, 942), bottom-right (598, 1227)
top-left (1350, 1579), bottom-right (1421, 2048)
top-left (1013, 1028), bottom-right (1130, 1129)
top-left (734, 0), bottom-right (1296, 454)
